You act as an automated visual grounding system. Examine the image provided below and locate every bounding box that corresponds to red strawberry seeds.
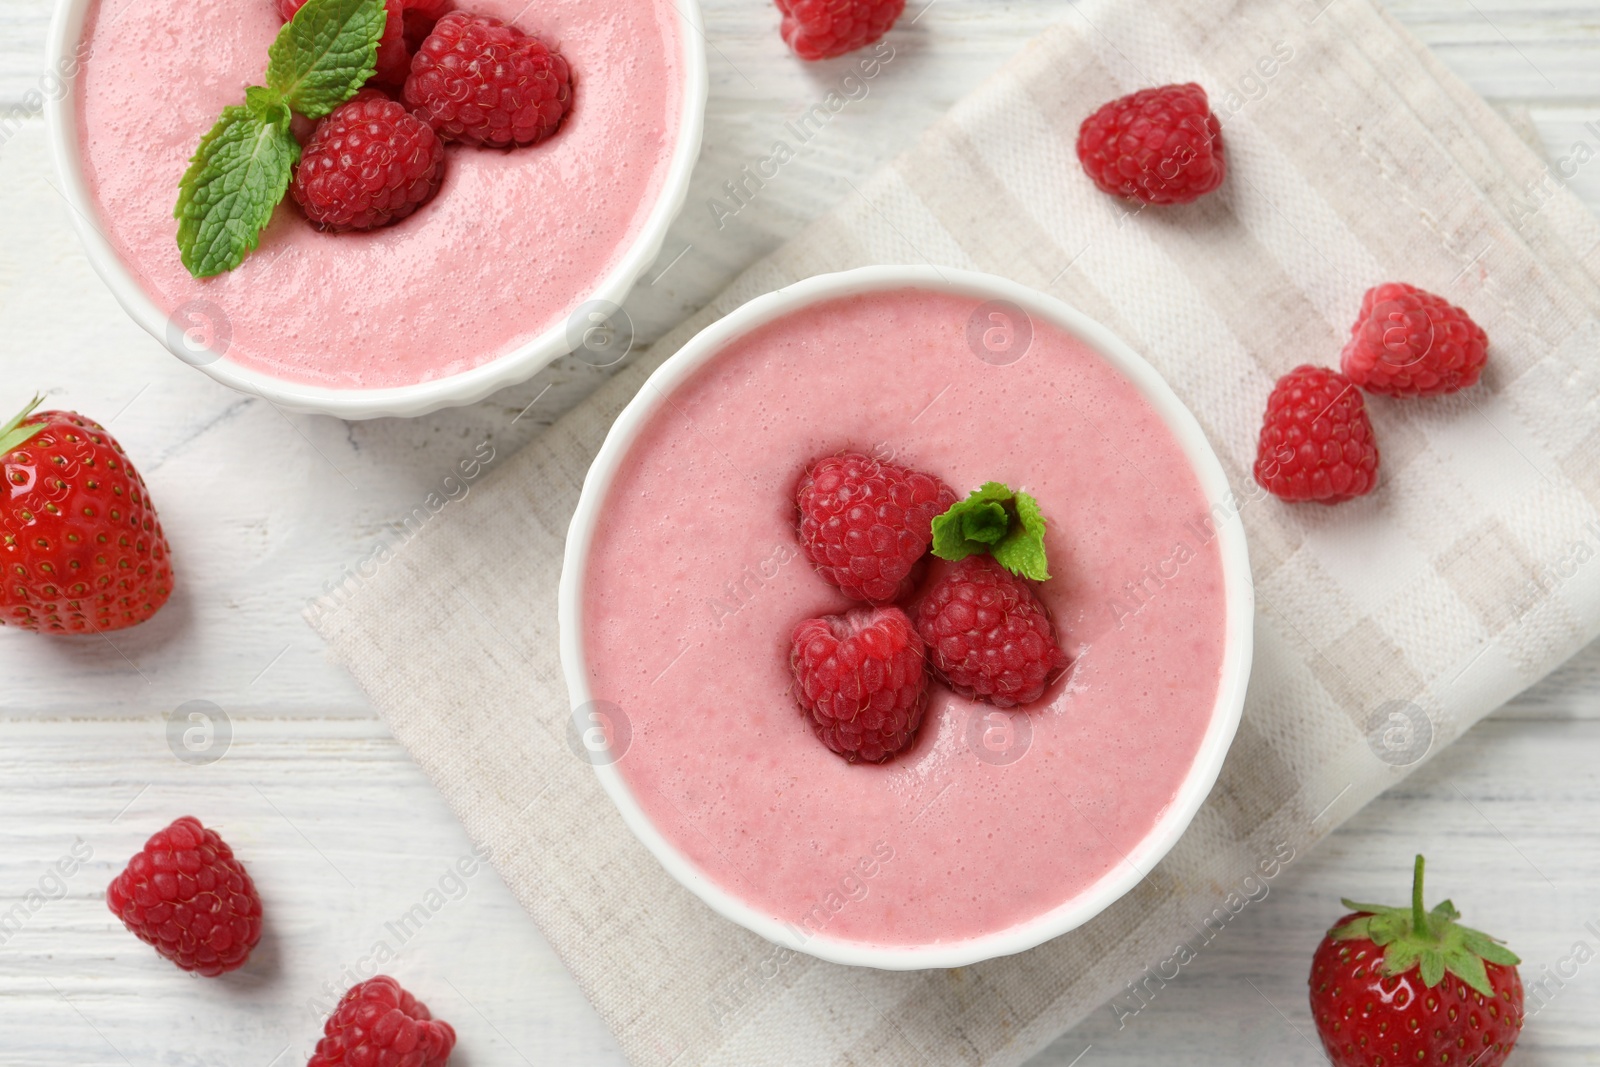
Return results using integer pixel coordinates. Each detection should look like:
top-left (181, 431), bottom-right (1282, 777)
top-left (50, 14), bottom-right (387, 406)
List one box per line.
top-left (1253, 364), bottom-right (1379, 504)
top-left (404, 11), bottom-right (573, 148)
top-left (1340, 282), bottom-right (1489, 397)
top-left (1076, 83), bottom-right (1226, 205)
top-left (1, 398), bottom-right (173, 633)
top-left (309, 976), bottom-right (457, 1067)
top-left (795, 451), bottom-right (957, 605)
top-left (106, 816), bottom-right (263, 976)
top-left (790, 605), bottom-right (930, 762)
top-left (775, 0), bottom-right (905, 61)
top-left (290, 90), bottom-right (446, 232)
top-left (914, 556), bottom-right (1067, 708)
top-left (1309, 856), bottom-right (1523, 1067)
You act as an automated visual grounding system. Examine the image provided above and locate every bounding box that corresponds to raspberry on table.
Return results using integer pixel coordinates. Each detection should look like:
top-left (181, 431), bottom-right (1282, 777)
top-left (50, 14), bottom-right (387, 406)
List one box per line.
top-left (1076, 83), bottom-right (1226, 205)
top-left (290, 90), bottom-right (445, 232)
top-left (1340, 282), bottom-right (1488, 396)
top-left (404, 12), bottom-right (573, 148)
top-left (105, 816), bottom-right (263, 976)
top-left (278, 0), bottom-right (411, 89)
top-left (914, 556), bottom-right (1068, 708)
top-left (795, 451), bottom-right (957, 605)
top-left (775, 0), bottom-right (905, 61)
top-left (309, 976), bottom-right (457, 1067)
top-left (1253, 364), bottom-right (1380, 504)
top-left (790, 605), bottom-right (930, 763)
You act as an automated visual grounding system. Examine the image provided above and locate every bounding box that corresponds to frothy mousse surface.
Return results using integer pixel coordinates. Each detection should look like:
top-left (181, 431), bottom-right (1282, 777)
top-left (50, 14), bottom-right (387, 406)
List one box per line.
top-left (581, 287), bottom-right (1228, 949)
top-left (75, 0), bottom-right (683, 388)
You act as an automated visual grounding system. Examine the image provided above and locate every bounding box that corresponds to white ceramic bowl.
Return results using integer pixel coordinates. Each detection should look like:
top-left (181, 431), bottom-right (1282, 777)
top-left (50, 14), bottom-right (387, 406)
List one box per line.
top-left (558, 266), bottom-right (1254, 970)
top-left (44, 0), bottom-right (707, 420)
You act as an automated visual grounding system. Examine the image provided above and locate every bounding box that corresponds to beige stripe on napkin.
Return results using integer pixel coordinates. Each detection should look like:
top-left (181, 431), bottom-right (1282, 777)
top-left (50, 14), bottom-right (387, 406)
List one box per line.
top-left (311, 0), bottom-right (1600, 1063)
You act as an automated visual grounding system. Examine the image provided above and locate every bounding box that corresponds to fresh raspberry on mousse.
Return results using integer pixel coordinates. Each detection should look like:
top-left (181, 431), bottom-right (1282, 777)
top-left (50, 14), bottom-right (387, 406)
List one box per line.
top-left (1340, 282), bottom-right (1489, 397)
top-left (404, 11), bottom-right (574, 148)
top-left (790, 605), bottom-right (930, 763)
top-left (290, 89), bottom-right (446, 232)
top-left (794, 451), bottom-right (957, 605)
top-left (914, 555), bottom-right (1068, 708)
top-left (105, 816), bottom-right (263, 976)
top-left (912, 480), bottom-right (1067, 708)
top-left (1076, 82), bottom-right (1226, 205)
top-left (400, 0), bottom-right (453, 52)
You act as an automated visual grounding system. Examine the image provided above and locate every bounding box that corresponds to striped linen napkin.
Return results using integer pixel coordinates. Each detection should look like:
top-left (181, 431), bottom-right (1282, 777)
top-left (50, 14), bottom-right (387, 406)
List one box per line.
top-left (311, 0), bottom-right (1600, 1062)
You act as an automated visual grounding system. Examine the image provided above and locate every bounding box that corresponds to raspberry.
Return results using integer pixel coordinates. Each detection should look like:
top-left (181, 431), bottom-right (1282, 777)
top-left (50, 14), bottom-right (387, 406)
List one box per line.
top-left (404, 12), bottom-right (573, 148)
top-left (1076, 83), bottom-right (1226, 205)
top-left (790, 605), bottom-right (930, 762)
top-left (309, 976), bottom-right (457, 1067)
top-left (105, 816), bottom-right (263, 976)
top-left (278, 0), bottom-right (411, 88)
top-left (1253, 365), bottom-right (1380, 504)
top-left (290, 90), bottom-right (445, 232)
top-left (914, 556), bottom-right (1067, 708)
top-left (775, 0), bottom-right (905, 61)
top-left (1340, 282), bottom-right (1489, 396)
top-left (795, 452), bottom-right (957, 605)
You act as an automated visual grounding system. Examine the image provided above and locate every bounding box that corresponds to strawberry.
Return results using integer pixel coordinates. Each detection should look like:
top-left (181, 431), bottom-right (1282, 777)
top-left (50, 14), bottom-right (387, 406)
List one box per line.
top-left (1309, 855), bottom-right (1524, 1067)
top-left (0, 396), bottom-right (173, 633)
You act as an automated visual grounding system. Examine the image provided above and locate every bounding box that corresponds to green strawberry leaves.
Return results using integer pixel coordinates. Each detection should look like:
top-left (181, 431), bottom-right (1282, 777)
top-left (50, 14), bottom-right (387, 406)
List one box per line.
top-left (0, 395), bottom-right (47, 457)
top-left (174, 0), bottom-right (386, 278)
top-left (266, 0), bottom-right (386, 117)
top-left (931, 482), bottom-right (1050, 580)
top-left (1330, 855), bottom-right (1519, 997)
top-left (1463, 927), bottom-right (1522, 967)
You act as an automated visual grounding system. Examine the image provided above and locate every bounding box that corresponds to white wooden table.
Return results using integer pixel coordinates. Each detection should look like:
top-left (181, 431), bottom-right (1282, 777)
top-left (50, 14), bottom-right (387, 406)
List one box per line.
top-left (1, 1), bottom-right (1597, 1063)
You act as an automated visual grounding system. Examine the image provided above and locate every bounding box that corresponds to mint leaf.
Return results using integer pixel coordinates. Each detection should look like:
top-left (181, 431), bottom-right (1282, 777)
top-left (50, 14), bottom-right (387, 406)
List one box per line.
top-left (175, 106), bottom-right (299, 278)
top-left (931, 482), bottom-right (1051, 581)
top-left (994, 488), bottom-right (1049, 581)
top-left (244, 84), bottom-right (292, 126)
top-left (961, 501), bottom-right (1009, 545)
top-left (931, 482), bottom-right (1012, 563)
top-left (265, 0), bottom-right (386, 118)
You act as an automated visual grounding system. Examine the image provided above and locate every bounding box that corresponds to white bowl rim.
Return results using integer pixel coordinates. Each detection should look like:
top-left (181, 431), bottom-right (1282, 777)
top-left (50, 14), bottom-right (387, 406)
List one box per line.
top-left (43, 0), bottom-right (709, 420)
top-left (559, 265), bottom-right (1255, 970)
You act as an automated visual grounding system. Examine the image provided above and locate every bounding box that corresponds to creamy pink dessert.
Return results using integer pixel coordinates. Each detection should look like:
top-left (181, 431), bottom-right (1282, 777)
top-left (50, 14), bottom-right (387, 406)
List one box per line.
top-left (75, 0), bottom-right (683, 388)
top-left (580, 286), bottom-right (1229, 949)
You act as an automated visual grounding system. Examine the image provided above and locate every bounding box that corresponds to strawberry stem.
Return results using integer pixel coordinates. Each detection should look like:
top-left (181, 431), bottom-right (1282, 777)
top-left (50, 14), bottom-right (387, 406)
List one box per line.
top-left (1411, 854), bottom-right (1429, 940)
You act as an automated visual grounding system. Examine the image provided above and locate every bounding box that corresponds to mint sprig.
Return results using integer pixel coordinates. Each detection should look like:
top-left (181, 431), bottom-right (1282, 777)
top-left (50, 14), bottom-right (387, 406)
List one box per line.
top-left (174, 0), bottom-right (386, 278)
top-left (176, 107), bottom-right (298, 278)
top-left (266, 0), bottom-right (386, 117)
top-left (930, 482), bottom-right (1051, 581)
